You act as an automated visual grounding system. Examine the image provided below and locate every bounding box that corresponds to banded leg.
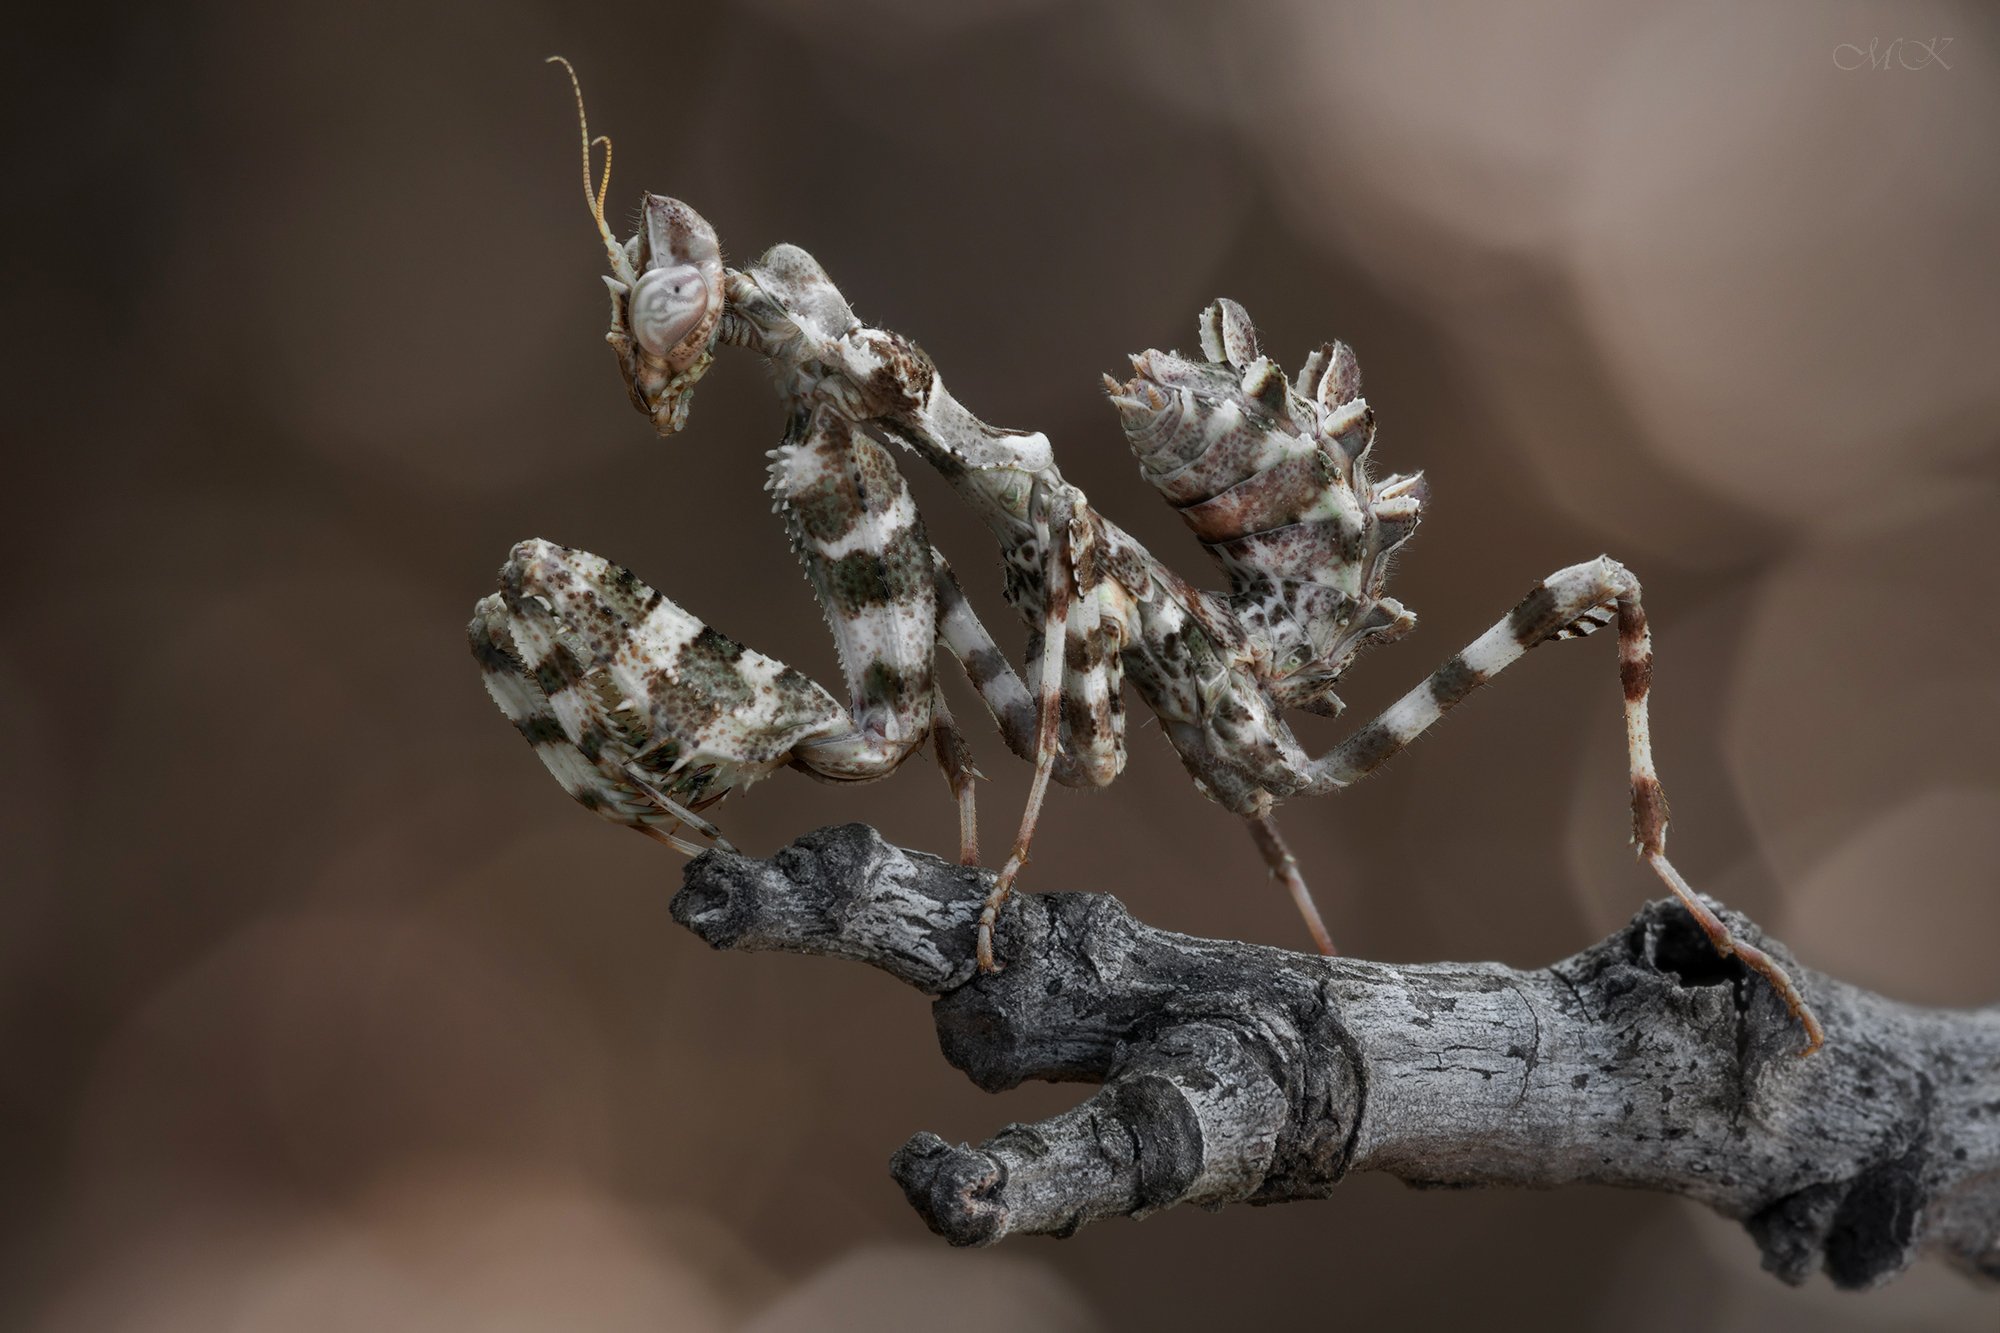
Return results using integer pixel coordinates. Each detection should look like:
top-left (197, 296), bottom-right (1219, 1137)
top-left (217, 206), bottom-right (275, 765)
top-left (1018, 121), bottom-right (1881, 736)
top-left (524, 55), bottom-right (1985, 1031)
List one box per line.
top-left (930, 536), bottom-right (1129, 968)
top-left (977, 500), bottom-right (1074, 973)
top-left (932, 552), bottom-right (1039, 764)
top-left (931, 549), bottom-right (1127, 790)
top-left (1306, 556), bottom-right (1822, 1054)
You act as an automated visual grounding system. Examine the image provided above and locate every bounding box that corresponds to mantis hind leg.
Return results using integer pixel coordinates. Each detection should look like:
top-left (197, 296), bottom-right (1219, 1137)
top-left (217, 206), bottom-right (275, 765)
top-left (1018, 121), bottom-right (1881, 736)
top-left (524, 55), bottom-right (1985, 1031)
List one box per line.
top-left (1245, 814), bottom-right (1337, 956)
top-left (1305, 556), bottom-right (1821, 1053)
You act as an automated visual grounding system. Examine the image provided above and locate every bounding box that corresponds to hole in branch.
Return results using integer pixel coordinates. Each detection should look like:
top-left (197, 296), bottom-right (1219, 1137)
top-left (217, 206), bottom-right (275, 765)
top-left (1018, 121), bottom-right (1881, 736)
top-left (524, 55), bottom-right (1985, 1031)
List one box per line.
top-left (1645, 909), bottom-right (1747, 989)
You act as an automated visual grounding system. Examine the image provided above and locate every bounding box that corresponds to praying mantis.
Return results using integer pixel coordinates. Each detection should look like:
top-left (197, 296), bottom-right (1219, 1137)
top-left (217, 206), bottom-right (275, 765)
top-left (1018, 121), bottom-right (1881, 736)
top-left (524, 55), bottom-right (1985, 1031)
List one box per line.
top-left (470, 59), bottom-right (1821, 1053)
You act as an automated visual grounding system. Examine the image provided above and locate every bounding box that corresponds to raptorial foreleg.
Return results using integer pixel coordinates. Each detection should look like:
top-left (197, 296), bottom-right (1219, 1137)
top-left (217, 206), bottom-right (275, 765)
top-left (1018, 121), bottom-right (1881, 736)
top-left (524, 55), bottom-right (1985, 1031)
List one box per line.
top-left (471, 590), bottom-right (710, 853)
top-left (473, 539), bottom-right (924, 854)
top-left (769, 408), bottom-right (937, 779)
top-left (1305, 556), bottom-right (1822, 1053)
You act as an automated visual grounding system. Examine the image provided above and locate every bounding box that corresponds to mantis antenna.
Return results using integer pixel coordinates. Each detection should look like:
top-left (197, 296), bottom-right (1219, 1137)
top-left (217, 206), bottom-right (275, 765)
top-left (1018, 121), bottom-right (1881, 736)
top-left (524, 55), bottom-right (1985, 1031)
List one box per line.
top-left (547, 55), bottom-right (636, 284)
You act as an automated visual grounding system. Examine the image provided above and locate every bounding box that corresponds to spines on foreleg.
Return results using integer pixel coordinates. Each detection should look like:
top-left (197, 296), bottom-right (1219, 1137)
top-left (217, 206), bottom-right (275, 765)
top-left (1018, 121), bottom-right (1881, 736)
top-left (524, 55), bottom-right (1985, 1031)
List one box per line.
top-left (505, 540), bottom-right (848, 782)
top-left (470, 589), bottom-right (696, 848)
top-left (768, 409), bottom-right (935, 757)
top-left (474, 539), bottom-right (884, 844)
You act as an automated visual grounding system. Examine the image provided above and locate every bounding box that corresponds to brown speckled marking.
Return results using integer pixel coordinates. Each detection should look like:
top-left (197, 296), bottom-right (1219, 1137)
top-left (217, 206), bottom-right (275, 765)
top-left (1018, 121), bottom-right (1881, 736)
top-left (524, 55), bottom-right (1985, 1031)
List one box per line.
top-left (787, 467), bottom-right (868, 545)
top-left (1063, 630), bottom-right (1104, 673)
top-left (1155, 404), bottom-right (1307, 504)
top-left (516, 714), bottom-right (568, 747)
top-left (823, 551), bottom-right (896, 611)
top-left (1507, 582), bottom-right (1563, 646)
top-left (1428, 654), bottom-right (1485, 711)
top-left (1214, 516), bottom-right (1365, 591)
top-left (862, 660), bottom-right (921, 714)
top-left (646, 661), bottom-right (727, 740)
top-left (1618, 600), bottom-right (1653, 703)
top-left (866, 333), bottom-right (936, 417)
top-left (1337, 721), bottom-right (1402, 778)
top-left (1096, 676), bottom-right (1128, 728)
top-left (532, 659), bottom-right (570, 699)
top-left (1063, 692), bottom-right (1099, 748)
top-left (878, 530), bottom-right (931, 605)
top-left (1178, 451), bottom-right (1337, 544)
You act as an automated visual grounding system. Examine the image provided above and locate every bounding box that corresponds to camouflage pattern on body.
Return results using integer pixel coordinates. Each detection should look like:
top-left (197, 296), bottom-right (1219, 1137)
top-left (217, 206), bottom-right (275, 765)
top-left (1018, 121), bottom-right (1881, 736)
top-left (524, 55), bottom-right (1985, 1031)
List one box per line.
top-left (472, 70), bottom-right (1823, 1049)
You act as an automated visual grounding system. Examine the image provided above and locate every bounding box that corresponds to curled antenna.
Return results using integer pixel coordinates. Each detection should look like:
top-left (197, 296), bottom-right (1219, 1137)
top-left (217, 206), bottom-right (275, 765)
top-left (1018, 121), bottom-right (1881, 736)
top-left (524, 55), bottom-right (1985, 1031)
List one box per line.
top-left (590, 133), bottom-right (612, 220)
top-left (546, 55), bottom-right (636, 283)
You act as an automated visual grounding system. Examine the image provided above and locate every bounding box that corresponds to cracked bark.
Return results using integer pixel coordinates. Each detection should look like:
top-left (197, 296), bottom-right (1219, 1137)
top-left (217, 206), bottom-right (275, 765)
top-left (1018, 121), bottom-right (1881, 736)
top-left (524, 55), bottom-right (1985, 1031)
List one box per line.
top-left (668, 823), bottom-right (2000, 1291)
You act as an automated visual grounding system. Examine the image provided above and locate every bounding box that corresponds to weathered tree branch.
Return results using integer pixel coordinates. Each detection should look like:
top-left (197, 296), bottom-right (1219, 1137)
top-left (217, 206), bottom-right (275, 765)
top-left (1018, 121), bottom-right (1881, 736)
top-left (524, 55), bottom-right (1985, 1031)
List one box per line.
top-left (669, 823), bottom-right (2000, 1290)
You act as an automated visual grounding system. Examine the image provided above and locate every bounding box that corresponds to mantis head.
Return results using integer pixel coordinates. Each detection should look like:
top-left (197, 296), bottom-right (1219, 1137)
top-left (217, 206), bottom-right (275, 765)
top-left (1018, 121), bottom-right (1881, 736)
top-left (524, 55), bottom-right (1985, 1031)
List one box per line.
top-left (549, 57), bottom-right (725, 436)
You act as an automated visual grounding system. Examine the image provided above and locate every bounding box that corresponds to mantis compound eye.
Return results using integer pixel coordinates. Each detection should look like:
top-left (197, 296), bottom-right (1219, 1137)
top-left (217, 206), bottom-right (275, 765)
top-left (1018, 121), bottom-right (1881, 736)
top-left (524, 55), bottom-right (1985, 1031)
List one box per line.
top-left (628, 264), bottom-right (714, 360)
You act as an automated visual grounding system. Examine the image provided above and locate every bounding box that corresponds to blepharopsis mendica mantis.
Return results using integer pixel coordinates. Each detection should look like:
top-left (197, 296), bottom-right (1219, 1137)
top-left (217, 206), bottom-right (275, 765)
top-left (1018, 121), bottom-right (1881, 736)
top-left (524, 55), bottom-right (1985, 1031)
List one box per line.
top-left (470, 59), bottom-right (1821, 1053)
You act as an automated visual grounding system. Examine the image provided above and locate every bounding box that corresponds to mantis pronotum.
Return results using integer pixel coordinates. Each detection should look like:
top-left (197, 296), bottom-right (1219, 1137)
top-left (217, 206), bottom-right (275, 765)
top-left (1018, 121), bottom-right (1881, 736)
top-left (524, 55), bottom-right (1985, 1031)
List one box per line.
top-left (471, 59), bottom-right (1821, 1054)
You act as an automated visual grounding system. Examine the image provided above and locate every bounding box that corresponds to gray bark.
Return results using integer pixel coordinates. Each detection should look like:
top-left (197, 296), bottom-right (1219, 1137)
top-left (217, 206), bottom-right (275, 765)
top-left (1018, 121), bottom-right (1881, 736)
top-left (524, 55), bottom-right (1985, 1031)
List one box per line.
top-left (668, 823), bottom-right (2000, 1291)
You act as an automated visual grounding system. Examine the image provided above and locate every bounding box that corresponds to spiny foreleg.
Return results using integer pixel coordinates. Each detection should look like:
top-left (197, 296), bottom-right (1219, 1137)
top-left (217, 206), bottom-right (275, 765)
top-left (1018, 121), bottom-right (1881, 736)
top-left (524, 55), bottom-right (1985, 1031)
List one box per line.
top-left (471, 590), bottom-right (714, 854)
top-left (1306, 556), bottom-right (1822, 1053)
top-left (768, 409), bottom-right (936, 779)
top-left (473, 539), bottom-right (926, 854)
top-left (473, 541), bottom-right (845, 848)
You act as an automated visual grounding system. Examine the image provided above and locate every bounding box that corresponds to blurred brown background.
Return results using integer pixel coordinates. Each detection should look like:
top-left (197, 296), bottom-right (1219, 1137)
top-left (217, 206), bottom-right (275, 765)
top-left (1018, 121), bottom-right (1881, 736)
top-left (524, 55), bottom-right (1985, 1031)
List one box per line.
top-left (5, 1), bottom-right (1997, 1328)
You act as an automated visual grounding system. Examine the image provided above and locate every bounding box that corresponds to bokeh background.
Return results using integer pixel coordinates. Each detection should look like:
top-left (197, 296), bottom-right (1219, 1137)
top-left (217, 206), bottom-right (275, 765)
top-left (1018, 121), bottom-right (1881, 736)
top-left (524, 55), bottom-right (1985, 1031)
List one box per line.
top-left (6, 1), bottom-right (1998, 1328)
